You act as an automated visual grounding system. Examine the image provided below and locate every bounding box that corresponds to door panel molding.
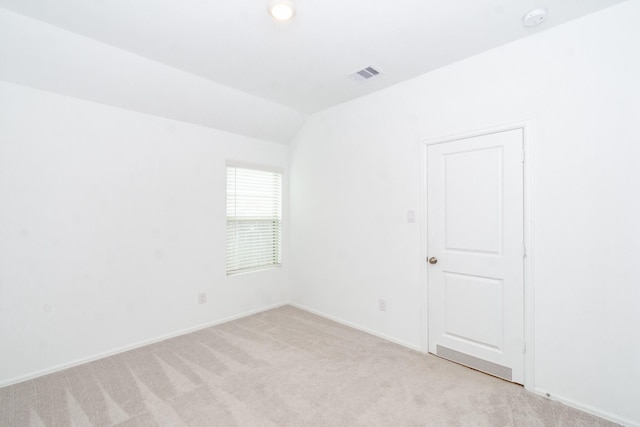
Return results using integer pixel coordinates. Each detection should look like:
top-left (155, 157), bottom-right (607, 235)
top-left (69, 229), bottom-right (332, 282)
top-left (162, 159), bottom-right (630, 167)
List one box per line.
top-left (419, 120), bottom-right (535, 390)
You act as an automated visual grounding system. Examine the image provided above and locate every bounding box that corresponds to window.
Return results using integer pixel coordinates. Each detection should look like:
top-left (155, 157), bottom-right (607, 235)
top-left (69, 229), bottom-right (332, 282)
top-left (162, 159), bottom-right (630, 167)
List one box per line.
top-left (226, 163), bottom-right (282, 275)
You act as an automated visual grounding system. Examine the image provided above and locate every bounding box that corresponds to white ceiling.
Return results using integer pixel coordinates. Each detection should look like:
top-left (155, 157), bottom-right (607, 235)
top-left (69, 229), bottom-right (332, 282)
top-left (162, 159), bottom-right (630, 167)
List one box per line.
top-left (0, 0), bottom-right (625, 115)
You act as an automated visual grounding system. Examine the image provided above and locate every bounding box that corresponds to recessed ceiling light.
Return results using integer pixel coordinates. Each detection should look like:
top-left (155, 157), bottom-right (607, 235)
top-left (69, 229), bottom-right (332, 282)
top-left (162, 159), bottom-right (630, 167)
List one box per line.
top-left (522, 9), bottom-right (547, 27)
top-left (269, 0), bottom-right (296, 21)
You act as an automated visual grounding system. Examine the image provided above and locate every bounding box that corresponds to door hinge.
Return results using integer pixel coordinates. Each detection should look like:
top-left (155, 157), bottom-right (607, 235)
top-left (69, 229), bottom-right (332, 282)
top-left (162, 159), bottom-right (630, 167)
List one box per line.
top-left (522, 341), bottom-right (527, 353)
top-left (523, 244), bottom-right (527, 258)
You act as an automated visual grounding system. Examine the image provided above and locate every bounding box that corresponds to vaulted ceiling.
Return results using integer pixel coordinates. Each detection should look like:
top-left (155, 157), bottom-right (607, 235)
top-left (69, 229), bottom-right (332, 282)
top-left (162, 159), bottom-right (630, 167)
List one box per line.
top-left (0, 0), bottom-right (626, 142)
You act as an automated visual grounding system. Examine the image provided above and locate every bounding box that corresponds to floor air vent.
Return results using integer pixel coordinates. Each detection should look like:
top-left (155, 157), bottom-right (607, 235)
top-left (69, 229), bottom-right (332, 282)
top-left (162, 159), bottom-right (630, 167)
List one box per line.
top-left (348, 66), bottom-right (382, 82)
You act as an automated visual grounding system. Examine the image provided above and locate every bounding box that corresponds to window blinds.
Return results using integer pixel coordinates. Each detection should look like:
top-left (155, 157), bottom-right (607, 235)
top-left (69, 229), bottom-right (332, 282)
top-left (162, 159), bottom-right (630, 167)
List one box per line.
top-left (226, 166), bottom-right (282, 275)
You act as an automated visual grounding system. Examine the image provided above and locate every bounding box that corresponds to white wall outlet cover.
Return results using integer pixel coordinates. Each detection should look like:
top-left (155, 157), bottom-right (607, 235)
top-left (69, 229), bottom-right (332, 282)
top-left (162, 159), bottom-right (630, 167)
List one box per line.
top-left (522, 9), bottom-right (547, 27)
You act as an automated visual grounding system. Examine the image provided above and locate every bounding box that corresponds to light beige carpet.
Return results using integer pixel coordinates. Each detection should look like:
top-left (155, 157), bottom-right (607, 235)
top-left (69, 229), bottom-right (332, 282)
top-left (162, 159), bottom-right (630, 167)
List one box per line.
top-left (0, 305), bottom-right (617, 426)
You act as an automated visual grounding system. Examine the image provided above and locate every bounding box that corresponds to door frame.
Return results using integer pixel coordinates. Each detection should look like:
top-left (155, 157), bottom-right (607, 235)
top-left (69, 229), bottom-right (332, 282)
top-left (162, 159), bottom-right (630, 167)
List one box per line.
top-left (419, 120), bottom-right (535, 390)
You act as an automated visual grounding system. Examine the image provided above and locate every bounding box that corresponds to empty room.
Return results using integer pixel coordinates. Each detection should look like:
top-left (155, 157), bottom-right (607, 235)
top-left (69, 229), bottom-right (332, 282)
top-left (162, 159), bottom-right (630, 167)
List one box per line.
top-left (1, 0), bottom-right (638, 426)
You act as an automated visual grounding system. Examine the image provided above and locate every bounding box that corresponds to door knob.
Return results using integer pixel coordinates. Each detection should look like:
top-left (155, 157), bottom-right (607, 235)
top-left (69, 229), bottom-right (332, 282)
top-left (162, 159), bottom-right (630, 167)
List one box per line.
top-left (428, 257), bottom-right (438, 264)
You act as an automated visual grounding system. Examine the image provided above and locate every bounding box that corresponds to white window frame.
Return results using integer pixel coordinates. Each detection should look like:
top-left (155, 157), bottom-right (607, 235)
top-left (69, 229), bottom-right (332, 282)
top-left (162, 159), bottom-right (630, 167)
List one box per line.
top-left (226, 161), bottom-right (282, 275)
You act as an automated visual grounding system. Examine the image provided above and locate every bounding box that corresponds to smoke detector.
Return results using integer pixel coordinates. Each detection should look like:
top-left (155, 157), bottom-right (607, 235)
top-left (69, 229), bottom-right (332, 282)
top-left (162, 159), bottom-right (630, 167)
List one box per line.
top-left (522, 9), bottom-right (547, 27)
top-left (348, 66), bottom-right (382, 82)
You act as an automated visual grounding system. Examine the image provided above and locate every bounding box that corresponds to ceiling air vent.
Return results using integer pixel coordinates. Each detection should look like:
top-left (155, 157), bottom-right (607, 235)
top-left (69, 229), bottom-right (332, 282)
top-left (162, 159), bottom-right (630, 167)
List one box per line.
top-left (348, 66), bottom-right (382, 82)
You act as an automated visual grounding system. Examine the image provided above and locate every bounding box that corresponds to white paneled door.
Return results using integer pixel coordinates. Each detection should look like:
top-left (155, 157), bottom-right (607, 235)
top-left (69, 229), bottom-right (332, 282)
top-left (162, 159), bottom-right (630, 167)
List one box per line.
top-left (426, 128), bottom-right (525, 384)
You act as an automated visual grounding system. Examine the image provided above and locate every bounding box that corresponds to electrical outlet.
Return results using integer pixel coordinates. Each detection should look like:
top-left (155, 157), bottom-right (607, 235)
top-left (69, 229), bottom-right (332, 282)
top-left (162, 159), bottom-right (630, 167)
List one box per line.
top-left (198, 293), bottom-right (207, 304)
top-left (379, 299), bottom-right (387, 312)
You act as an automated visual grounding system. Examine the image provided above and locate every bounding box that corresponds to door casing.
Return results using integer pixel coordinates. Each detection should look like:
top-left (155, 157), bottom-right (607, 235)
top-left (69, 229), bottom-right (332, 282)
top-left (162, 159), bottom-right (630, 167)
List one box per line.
top-left (419, 120), bottom-right (535, 390)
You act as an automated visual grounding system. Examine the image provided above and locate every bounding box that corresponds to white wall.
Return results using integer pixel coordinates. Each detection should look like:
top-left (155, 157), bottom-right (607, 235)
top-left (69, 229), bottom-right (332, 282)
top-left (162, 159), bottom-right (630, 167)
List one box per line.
top-left (0, 81), bottom-right (289, 385)
top-left (289, 2), bottom-right (640, 425)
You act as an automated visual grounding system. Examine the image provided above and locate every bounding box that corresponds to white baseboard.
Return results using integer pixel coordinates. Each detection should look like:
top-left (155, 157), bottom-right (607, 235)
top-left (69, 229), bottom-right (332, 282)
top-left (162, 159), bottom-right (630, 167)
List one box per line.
top-left (532, 388), bottom-right (638, 427)
top-left (289, 302), bottom-right (422, 352)
top-left (3, 302), bottom-right (637, 427)
top-left (290, 304), bottom-right (638, 427)
top-left (0, 302), bottom-right (288, 388)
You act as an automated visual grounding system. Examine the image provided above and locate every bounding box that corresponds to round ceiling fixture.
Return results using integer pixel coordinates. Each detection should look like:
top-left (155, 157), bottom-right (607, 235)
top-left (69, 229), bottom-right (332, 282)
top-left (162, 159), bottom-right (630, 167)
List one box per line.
top-left (269, 0), bottom-right (296, 21)
top-left (522, 9), bottom-right (547, 27)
